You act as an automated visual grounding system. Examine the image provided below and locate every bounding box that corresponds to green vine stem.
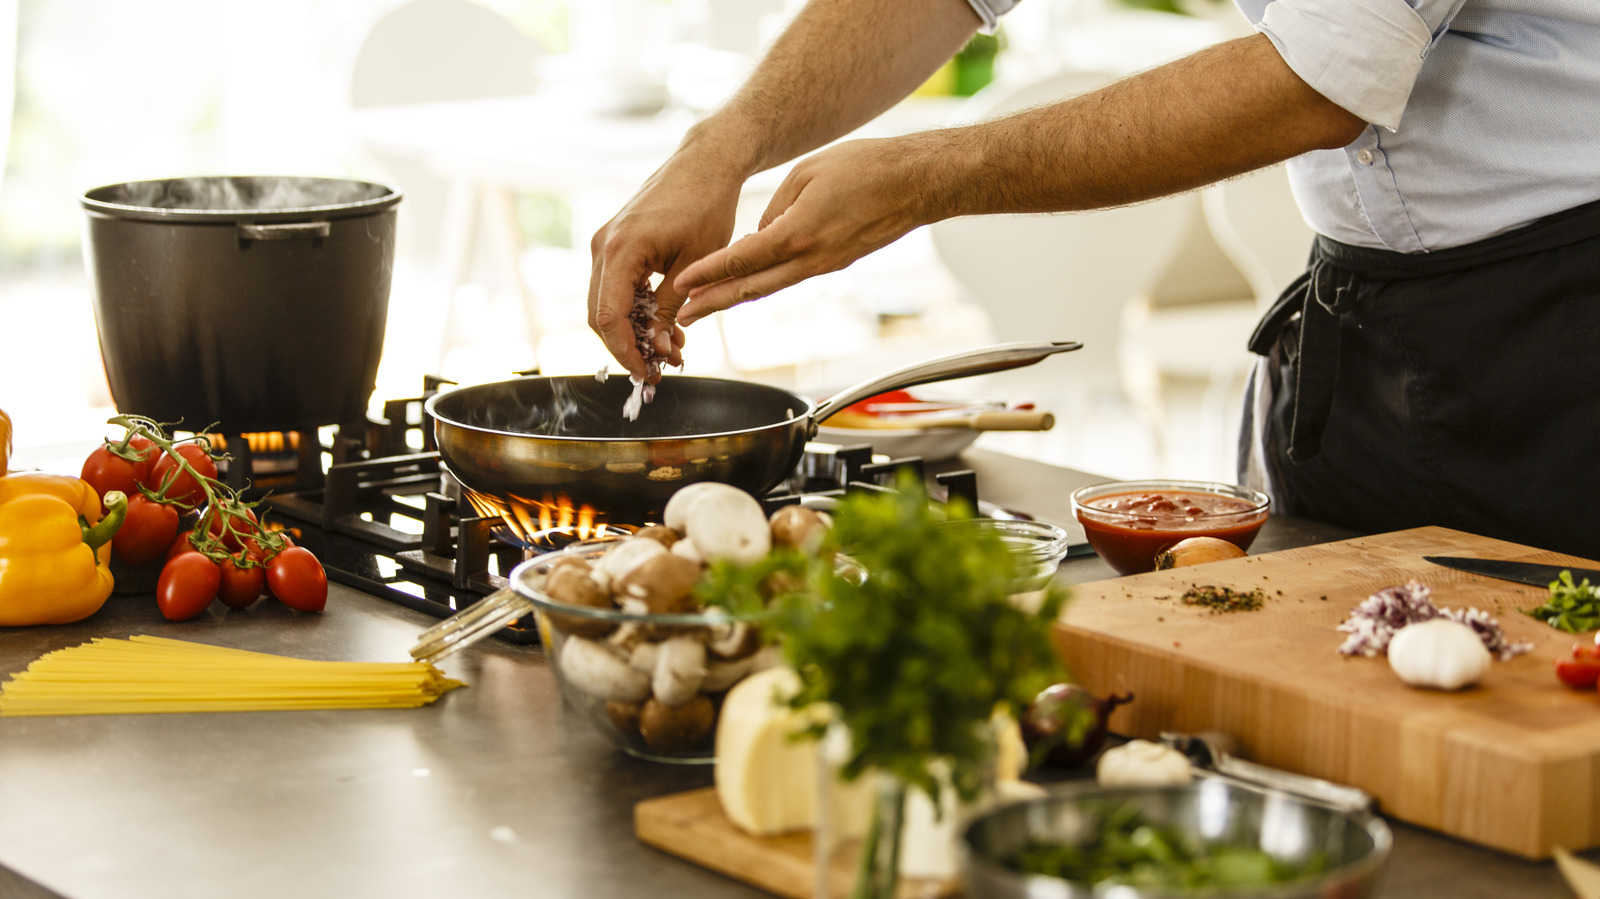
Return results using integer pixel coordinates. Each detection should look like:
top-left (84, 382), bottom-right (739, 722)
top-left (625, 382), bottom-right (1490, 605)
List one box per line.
top-left (105, 414), bottom-right (289, 567)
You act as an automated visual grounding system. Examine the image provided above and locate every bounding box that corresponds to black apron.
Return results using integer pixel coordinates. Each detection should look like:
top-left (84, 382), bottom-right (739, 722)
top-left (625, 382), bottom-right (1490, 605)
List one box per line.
top-left (1238, 197), bottom-right (1600, 558)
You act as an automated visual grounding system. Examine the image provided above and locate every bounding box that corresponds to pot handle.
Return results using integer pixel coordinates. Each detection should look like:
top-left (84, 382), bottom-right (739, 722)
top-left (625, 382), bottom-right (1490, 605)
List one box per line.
top-left (237, 221), bottom-right (332, 242)
top-left (809, 340), bottom-right (1081, 430)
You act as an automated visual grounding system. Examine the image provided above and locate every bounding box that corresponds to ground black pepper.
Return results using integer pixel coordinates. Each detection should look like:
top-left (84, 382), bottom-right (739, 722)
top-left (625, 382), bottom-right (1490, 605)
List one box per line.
top-left (1179, 584), bottom-right (1267, 613)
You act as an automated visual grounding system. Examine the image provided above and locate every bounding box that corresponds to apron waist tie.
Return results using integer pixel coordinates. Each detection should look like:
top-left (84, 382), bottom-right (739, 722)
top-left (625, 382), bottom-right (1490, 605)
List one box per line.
top-left (1247, 257), bottom-right (1360, 463)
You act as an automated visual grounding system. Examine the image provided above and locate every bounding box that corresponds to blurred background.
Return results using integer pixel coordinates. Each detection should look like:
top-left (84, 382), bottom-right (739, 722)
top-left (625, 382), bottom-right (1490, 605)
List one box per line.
top-left (0, 0), bottom-right (1308, 481)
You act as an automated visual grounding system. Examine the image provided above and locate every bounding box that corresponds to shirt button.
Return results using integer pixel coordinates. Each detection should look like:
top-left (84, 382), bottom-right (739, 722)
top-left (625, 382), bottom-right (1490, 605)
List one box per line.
top-left (1356, 148), bottom-right (1375, 165)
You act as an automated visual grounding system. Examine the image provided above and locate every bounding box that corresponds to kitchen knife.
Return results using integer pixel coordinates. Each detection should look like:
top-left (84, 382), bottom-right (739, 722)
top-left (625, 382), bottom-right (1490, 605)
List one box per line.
top-left (1424, 556), bottom-right (1600, 588)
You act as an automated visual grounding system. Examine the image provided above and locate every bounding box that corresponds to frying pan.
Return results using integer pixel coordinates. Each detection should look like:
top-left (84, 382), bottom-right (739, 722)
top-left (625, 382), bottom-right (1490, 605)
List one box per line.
top-left (425, 341), bottom-right (1079, 521)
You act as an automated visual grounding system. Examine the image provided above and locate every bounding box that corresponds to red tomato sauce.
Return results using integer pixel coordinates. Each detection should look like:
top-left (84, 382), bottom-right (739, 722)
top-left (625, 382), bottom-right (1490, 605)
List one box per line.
top-left (1075, 490), bottom-right (1267, 575)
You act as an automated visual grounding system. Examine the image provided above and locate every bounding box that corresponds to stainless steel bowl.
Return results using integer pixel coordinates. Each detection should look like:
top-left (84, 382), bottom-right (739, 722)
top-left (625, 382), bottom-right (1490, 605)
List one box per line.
top-left (961, 780), bottom-right (1391, 898)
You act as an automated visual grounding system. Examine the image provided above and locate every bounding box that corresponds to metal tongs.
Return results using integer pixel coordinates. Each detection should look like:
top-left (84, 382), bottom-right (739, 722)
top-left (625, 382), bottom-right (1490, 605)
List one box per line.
top-left (409, 587), bottom-right (534, 665)
top-left (1160, 732), bottom-right (1376, 815)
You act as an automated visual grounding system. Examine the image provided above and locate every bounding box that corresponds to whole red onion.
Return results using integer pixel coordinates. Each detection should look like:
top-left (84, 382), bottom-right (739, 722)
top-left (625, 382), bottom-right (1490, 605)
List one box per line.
top-left (1019, 683), bottom-right (1133, 768)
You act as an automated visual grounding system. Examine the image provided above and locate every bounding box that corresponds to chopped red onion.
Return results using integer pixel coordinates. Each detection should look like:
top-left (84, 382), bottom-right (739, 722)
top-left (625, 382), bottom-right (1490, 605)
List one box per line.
top-left (1337, 580), bottom-right (1531, 661)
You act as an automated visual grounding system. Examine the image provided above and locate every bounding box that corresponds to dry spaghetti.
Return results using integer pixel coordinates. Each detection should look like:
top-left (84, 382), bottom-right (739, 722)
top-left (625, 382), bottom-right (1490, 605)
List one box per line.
top-left (0, 635), bottom-right (464, 716)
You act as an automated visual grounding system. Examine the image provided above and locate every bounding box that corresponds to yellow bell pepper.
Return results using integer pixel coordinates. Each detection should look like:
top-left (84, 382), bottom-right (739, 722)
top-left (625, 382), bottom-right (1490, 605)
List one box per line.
top-left (0, 406), bottom-right (12, 474)
top-left (0, 472), bottom-right (123, 626)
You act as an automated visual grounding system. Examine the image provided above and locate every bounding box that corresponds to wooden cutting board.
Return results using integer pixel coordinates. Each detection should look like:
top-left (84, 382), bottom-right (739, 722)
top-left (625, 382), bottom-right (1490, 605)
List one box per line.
top-left (635, 787), bottom-right (958, 899)
top-left (1054, 526), bottom-right (1600, 859)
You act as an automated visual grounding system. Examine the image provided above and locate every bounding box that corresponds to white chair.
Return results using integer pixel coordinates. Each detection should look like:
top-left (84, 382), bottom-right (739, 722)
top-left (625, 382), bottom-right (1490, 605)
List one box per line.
top-left (348, 0), bottom-right (542, 369)
top-left (1118, 163), bottom-right (1313, 476)
top-left (926, 70), bottom-right (1196, 471)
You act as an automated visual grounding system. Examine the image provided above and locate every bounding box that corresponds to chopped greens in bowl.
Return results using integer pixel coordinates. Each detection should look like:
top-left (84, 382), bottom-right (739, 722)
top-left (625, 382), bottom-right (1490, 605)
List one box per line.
top-left (962, 780), bottom-right (1390, 898)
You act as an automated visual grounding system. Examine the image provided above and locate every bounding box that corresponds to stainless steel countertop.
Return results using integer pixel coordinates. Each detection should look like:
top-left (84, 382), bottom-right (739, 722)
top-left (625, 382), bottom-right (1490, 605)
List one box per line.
top-left (0, 450), bottom-right (1584, 898)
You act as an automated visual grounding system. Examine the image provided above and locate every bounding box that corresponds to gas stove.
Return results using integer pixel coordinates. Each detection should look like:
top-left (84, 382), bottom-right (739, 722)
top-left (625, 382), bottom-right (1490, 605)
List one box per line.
top-left (226, 380), bottom-right (1046, 645)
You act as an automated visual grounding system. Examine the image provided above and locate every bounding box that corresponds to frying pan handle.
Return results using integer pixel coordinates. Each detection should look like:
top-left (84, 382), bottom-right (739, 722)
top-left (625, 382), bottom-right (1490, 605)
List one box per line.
top-left (809, 341), bottom-right (1082, 429)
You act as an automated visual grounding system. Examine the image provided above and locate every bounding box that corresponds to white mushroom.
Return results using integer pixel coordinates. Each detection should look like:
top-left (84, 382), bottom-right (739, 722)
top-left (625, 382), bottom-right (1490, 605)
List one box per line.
top-left (683, 486), bottom-right (772, 565)
top-left (652, 634), bottom-right (708, 706)
top-left (663, 482), bottom-right (732, 534)
top-left (628, 640), bottom-right (661, 675)
top-left (560, 637), bottom-right (651, 703)
top-left (671, 537), bottom-right (704, 566)
top-left (701, 654), bottom-right (756, 693)
top-left (605, 620), bottom-right (645, 654)
top-left (707, 620), bottom-right (760, 660)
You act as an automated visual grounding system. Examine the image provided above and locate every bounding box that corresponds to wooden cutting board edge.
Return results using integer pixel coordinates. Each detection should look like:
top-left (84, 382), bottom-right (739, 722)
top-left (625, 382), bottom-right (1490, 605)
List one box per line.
top-left (634, 787), bottom-right (960, 899)
top-left (1051, 525), bottom-right (1600, 860)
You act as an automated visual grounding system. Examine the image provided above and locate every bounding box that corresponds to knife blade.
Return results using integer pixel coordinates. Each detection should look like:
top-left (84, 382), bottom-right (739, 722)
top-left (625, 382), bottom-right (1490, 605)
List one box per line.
top-left (1424, 556), bottom-right (1600, 588)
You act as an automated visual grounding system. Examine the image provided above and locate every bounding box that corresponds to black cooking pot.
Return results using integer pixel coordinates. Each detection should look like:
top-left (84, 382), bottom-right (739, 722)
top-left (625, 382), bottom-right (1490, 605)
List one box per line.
top-left (81, 176), bottom-right (401, 433)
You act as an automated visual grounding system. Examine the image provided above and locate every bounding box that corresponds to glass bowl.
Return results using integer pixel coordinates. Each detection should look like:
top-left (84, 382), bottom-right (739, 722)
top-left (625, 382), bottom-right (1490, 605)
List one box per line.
top-left (1070, 479), bottom-right (1269, 576)
top-left (943, 518), bottom-right (1072, 591)
top-left (511, 542), bottom-right (774, 765)
top-left (961, 779), bottom-right (1391, 898)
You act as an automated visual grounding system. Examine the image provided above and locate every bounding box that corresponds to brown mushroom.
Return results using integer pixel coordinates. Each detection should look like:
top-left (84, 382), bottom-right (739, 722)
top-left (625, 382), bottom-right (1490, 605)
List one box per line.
top-left (633, 525), bottom-right (680, 549)
top-left (613, 553), bottom-right (703, 615)
top-left (638, 694), bottom-right (715, 753)
top-left (769, 505), bottom-right (831, 556)
top-left (542, 562), bottom-right (616, 638)
top-left (606, 699), bottom-right (643, 738)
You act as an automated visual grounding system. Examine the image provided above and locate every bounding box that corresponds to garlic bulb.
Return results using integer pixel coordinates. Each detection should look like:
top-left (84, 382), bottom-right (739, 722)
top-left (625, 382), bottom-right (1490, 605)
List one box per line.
top-left (1386, 618), bottom-right (1490, 690)
top-left (1095, 739), bottom-right (1193, 788)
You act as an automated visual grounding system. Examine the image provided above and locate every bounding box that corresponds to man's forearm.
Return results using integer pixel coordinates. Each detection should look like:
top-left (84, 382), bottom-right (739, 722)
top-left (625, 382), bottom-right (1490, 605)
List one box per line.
top-left (684, 0), bottom-right (982, 179)
top-left (922, 34), bottom-right (1366, 219)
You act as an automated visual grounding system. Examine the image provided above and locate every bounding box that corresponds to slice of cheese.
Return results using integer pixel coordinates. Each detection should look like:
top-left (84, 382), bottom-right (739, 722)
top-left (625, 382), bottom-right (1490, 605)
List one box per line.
top-left (714, 667), bottom-right (821, 836)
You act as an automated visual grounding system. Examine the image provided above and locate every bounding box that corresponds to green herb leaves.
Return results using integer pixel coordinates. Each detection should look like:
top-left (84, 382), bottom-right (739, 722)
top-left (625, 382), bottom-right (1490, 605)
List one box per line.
top-left (1525, 571), bottom-right (1600, 633)
top-left (773, 478), bottom-right (1067, 806)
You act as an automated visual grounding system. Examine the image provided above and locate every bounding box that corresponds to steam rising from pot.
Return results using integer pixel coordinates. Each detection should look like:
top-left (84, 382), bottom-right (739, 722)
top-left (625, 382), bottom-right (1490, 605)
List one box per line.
top-left (86, 177), bottom-right (393, 213)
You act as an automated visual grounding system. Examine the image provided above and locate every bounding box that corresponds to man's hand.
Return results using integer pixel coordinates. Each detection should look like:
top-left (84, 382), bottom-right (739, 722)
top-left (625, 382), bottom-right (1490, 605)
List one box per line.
top-left (675, 136), bottom-right (942, 324)
top-left (587, 144), bottom-right (745, 381)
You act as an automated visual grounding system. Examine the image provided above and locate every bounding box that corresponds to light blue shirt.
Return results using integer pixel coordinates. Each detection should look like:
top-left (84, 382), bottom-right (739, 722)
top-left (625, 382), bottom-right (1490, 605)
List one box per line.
top-left (978, 0), bottom-right (1600, 252)
top-left (1240, 0), bottom-right (1600, 251)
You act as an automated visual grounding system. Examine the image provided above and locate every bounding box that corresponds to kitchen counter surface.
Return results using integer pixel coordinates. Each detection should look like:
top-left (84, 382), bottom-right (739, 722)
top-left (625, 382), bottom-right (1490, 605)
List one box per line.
top-left (0, 449), bottom-right (1586, 898)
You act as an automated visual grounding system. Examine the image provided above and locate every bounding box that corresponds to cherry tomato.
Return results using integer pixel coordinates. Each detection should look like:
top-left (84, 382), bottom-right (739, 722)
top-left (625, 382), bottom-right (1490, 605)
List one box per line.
top-left (156, 552), bottom-right (222, 621)
top-left (125, 434), bottom-right (159, 484)
top-left (217, 556), bottom-right (265, 609)
top-left (150, 443), bottom-right (218, 507)
top-left (1555, 644), bottom-right (1600, 689)
top-left (81, 446), bottom-right (143, 508)
top-left (200, 505), bottom-right (259, 554)
top-left (113, 495), bottom-right (181, 566)
top-left (266, 546), bottom-right (327, 613)
top-left (166, 530), bottom-right (198, 562)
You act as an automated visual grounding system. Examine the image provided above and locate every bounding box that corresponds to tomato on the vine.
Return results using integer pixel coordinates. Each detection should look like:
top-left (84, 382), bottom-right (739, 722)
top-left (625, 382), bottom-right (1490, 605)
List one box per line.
top-left (125, 434), bottom-right (158, 483)
top-left (166, 530), bottom-right (199, 562)
top-left (150, 443), bottom-right (218, 507)
top-left (113, 495), bottom-right (181, 566)
top-left (266, 546), bottom-right (327, 613)
top-left (81, 446), bottom-right (143, 508)
top-left (200, 505), bottom-right (259, 554)
top-left (156, 552), bottom-right (221, 621)
top-left (217, 556), bottom-right (265, 609)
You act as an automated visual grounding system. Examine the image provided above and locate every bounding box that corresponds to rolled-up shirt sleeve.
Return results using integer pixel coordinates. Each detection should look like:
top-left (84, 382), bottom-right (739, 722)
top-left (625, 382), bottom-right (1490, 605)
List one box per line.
top-left (1255, 0), bottom-right (1465, 130)
top-left (964, 0), bottom-right (1020, 34)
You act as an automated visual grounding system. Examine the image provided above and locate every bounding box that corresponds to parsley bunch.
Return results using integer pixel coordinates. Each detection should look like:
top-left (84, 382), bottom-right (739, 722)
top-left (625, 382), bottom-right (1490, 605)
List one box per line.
top-left (774, 477), bottom-right (1068, 807)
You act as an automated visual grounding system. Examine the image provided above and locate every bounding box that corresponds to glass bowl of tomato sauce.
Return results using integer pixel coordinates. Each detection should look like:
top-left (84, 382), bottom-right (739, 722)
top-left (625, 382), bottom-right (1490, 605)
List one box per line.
top-left (1070, 480), bottom-right (1270, 575)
